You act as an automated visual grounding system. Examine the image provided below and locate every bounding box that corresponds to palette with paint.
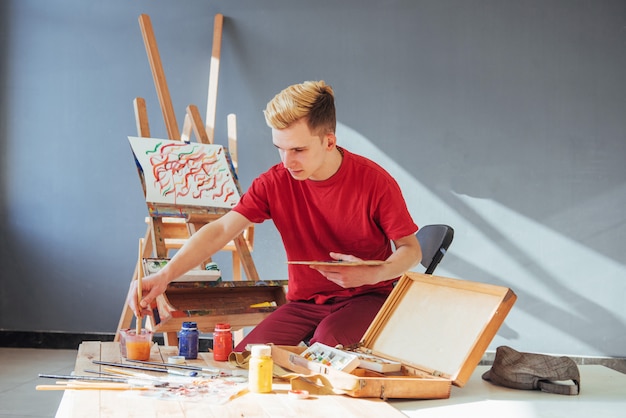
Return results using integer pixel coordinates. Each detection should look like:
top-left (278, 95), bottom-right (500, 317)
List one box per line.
top-left (286, 260), bottom-right (389, 266)
top-left (300, 343), bottom-right (360, 373)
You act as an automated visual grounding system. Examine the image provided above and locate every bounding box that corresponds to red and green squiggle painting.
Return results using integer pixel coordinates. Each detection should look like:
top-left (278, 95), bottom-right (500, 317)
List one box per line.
top-left (129, 137), bottom-right (240, 209)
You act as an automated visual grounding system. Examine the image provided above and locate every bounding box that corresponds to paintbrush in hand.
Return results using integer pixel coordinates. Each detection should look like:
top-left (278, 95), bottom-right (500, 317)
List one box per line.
top-left (136, 238), bottom-right (144, 334)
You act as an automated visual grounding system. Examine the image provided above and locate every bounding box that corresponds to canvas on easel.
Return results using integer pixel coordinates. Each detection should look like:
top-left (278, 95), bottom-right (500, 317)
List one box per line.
top-left (128, 136), bottom-right (241, 212)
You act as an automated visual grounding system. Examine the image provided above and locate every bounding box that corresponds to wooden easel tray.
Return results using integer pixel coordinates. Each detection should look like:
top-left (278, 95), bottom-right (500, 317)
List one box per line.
top-left (147, 280), bottom-right (289, 333)
top-left (143, 258), bottom-right (222, 282)
top-left (272, 272), bottom-right (517, 399)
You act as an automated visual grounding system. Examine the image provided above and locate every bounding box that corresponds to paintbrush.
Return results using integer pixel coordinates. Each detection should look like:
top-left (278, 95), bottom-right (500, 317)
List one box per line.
top-left (93, 360), bottom-right (168, 373)
top-left (36, 382), bottom-right (151, 391)
top-left (136, 238), bottom-right (144, 334)
top-left (84, 369), bottom-right (170, 385)
top-left (38, 373), bottom-right (128, 383)
top-left (125, 358), bottom-right (219, 374)
top-left (84, 369), bottom-right (131, 378)
top-left (92, 360), bottom-right (199, 376)
top-left (40, 371), bottom-right (170, 388)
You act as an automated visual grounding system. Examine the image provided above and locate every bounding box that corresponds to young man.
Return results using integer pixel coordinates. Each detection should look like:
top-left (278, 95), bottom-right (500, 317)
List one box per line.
top-left (128, 80), bottom-right (421, 351)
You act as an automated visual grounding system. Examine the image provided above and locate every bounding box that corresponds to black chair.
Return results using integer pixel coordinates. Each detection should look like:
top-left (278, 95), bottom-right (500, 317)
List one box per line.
top-left (416, 224), bottom-right (454, 274)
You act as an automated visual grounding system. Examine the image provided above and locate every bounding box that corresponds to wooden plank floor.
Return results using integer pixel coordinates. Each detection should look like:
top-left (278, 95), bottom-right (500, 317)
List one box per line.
top-left (52, 341), bottom-right (405, 418)
top-left (3, 345), bottom-right (626, 418)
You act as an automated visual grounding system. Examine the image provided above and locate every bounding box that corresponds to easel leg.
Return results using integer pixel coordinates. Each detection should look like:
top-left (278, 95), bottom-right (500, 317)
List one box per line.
top-left (114, 224), bottom-right (153, 341)
top-left (163, 332), bottom-right (178, 346)
top-left (232, 251), bottom-right (242, 281)
top-left (233, 234), bottom-right (260, 282)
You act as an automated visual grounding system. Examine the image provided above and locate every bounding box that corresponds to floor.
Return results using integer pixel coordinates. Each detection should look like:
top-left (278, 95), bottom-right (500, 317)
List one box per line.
top-left (2, 346), bottom-right (625, 418)
top-left (0, 348), bottom-right (77, 418)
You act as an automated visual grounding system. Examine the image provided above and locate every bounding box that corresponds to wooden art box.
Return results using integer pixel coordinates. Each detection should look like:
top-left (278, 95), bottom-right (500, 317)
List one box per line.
top-left (271, 272), bottom-right (517, 399)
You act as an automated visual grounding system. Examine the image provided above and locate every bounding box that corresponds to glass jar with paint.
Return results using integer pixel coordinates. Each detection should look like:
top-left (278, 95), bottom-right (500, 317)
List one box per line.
top-left (212, 323), bottom-right (232, 361)
top-left (248, 344), bottom-right (273, 393)
top-left (178, 321), bottom-right (199, 360)
top-left (121, 329), bottom-right (153, 361)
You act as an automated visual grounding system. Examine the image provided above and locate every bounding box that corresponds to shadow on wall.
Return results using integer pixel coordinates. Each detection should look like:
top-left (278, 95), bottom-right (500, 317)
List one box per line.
top-left (336, 122), bottom-right (626, 357)
top-left (447, 193), bottom-right (626, 357)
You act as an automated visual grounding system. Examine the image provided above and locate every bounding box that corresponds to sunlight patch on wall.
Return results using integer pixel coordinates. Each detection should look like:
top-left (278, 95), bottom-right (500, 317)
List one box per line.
top-left (336, 122), bottom-right (626, 311)
top-left (454, 195), bottom-right (626, 304)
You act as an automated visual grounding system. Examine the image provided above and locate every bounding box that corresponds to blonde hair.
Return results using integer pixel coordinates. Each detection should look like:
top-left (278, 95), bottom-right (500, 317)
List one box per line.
top-left (264, 80), bottom-right (336, 136)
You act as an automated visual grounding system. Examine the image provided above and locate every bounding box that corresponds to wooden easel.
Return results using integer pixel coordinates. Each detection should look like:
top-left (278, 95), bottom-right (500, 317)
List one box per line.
top-left (115, 14), bottom-right (286, 346)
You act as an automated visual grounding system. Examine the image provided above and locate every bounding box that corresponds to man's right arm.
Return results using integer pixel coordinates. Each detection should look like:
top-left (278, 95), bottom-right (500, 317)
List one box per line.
top-left (128, 210), bottom-right (253, 316)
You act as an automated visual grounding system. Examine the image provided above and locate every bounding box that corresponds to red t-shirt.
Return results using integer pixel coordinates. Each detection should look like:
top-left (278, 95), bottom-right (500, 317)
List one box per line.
top-left (233, 147), bottom-right (418, 303)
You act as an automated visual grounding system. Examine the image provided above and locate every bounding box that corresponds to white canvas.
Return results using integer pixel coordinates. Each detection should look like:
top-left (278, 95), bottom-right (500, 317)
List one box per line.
top-left (129, 136), bottom-right (240, 209)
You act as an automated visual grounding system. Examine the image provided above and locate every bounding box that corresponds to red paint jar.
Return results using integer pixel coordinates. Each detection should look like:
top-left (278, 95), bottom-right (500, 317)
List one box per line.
top-left (213, 323), bottom-right (232, 361)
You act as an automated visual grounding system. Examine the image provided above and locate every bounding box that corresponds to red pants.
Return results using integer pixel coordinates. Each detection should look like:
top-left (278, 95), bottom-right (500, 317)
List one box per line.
top-left (234, 293), bottom-right (388, 352)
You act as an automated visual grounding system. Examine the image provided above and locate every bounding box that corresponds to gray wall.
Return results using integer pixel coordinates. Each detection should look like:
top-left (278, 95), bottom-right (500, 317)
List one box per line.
top-left (1, 0), bottom-right (625, 357)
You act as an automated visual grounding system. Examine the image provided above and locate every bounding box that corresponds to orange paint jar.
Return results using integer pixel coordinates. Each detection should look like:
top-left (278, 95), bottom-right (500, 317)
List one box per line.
top-left (121, 329), bottom-right (153, 361)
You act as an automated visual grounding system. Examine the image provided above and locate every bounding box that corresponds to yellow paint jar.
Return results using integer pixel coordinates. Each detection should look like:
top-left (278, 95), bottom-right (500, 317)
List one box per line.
top-left (248, 345), bottom-right (273, 393)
